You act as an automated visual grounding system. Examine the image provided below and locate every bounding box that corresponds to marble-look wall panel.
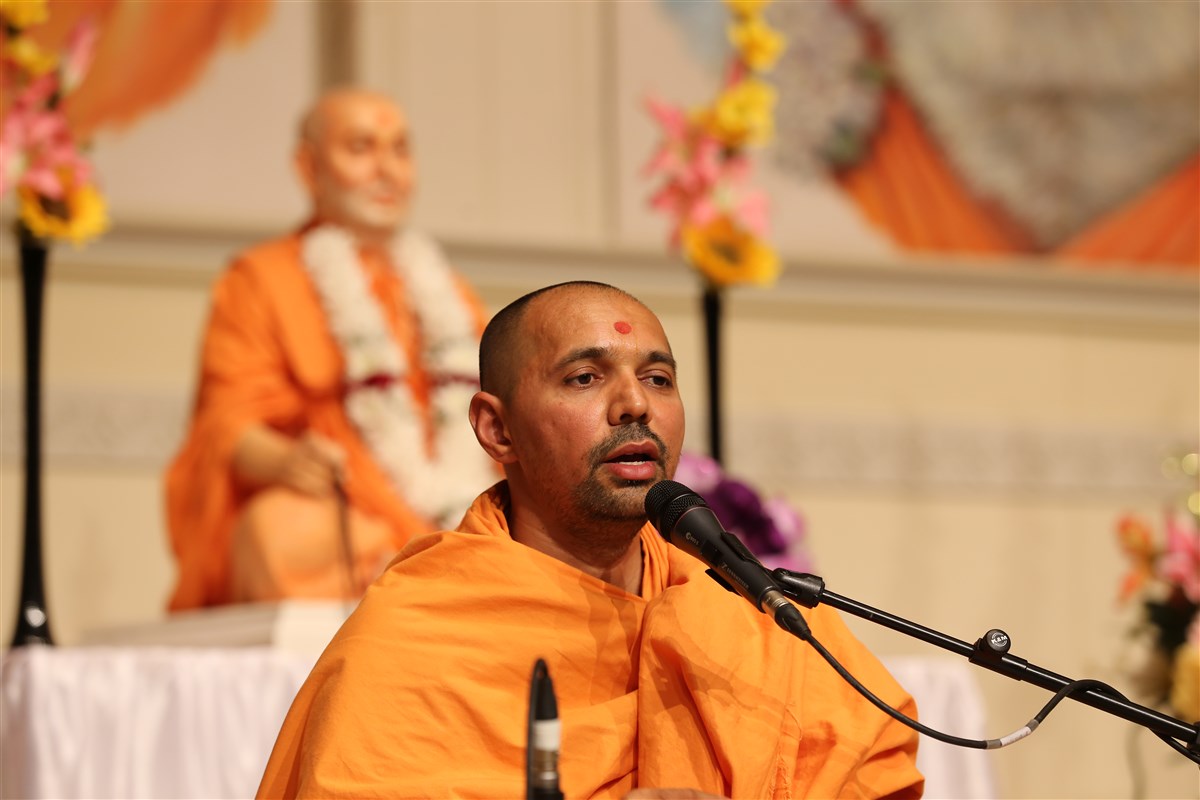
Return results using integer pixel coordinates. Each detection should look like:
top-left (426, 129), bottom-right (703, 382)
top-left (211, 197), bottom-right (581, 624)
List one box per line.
top-left (85, 2), bottom-right (319, 234)
top-left (355, 1), bottom-right (608, 248)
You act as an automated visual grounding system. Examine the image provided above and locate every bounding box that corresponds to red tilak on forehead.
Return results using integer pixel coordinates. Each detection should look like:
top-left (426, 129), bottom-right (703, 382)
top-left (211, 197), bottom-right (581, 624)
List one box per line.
top-left (614, 321), bottom-right (632, 334)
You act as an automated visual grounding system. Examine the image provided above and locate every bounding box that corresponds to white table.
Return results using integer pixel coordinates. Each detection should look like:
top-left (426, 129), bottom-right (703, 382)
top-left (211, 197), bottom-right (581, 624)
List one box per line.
top-left (2, 626), bottom-right (994, 799)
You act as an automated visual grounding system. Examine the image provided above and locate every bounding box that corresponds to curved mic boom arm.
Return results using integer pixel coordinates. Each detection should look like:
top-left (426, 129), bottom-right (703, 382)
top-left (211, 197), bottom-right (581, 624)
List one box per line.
top-left (771, 569), bottom-right (1200, 757)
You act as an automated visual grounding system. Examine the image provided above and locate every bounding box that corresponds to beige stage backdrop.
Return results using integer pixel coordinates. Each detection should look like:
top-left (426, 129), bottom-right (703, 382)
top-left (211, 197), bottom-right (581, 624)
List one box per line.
top-left (1, 3), bottom-right (1196, 798)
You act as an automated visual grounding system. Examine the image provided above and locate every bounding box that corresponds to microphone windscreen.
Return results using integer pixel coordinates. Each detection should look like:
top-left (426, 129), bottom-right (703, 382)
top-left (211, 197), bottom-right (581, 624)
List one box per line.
top-left (534, 667), bottom-right (557, 720)
top-left (645, 479), bottom-right (707, 536)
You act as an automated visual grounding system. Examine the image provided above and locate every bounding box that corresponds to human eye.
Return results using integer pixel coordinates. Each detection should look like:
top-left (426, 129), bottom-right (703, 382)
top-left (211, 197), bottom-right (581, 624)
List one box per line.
top-left (566, 371), bottom-right (598, 387)
top-left (344, 136), bottom-right (372, 154)
top-left (645, 372), bottom-right (674, 389)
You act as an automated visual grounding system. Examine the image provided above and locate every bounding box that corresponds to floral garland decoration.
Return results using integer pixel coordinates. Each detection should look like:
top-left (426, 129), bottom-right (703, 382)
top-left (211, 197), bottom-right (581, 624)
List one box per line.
top-left (644, 0), bottom-right (785, 288)
top-left (1114, 452), bottom-right (1200, 721)
top-left (0, 0), bottom-right (107, 245)
top-left (301, 225), bottom-right (496, 529)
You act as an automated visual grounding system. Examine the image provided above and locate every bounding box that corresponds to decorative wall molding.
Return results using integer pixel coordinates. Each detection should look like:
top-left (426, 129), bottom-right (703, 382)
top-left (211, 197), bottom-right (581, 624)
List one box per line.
top-left (0, 386), bottom-right (189, 470)
top-left (0, 385), bottom-right (1189, 499)
top-left (1, 222), bottom-right (1195, 336)
top-left (729, 415), bottom-right (1192, 497)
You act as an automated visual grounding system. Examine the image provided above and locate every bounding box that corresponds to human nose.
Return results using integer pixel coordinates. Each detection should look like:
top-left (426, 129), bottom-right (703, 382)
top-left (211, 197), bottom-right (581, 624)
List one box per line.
top-left (378, 150), bottom-right (411, 183)
top-left (608, 373), bottom-right (650, 426)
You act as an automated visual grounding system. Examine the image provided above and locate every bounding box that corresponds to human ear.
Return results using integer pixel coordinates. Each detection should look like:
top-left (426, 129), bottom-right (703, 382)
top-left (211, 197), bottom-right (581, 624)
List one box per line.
top-left (469, 391), bottom-right (516, 464)
top-left (293, 142), bottom-right (317, 198)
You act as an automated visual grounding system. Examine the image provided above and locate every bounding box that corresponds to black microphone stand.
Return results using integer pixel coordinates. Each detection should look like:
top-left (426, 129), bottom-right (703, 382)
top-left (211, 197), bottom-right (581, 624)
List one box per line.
top-left (771, 570), bottom-right (1200, 758)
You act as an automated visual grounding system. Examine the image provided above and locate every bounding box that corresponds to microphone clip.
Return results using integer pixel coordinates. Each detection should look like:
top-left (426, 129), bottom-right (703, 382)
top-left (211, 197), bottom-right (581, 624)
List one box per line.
top-left (704, 568), bottom-right (737, 595)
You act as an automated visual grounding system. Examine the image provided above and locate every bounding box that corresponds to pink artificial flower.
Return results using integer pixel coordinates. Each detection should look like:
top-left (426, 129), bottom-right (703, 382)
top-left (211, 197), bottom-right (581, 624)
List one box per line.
top-left (9, 70), bottom-right (58, 114)
top-left (642, 98), bottom-right (691, 179)
top-left (61, 18), bottom-right (100, 93)
top-left (23, 115), bottom-right (88, 197)
top-left (649, 182), bottom-right (722, 246)
top-left (1160, 510), bottom-right (1200, 603)
top-left (0, 76), bottom-right (90, 199)
top-left (644, 91), bottom-right (774, 247)
top-left (723, 59), bottom-right (749, 91)
top-left (643, 100), bottom-right (724, 191)
top-left (0, 114), bottom-right (25, 195)
top-left (732, 185), bottom-right (769, 236)
top-left (644, 96), bottom-right (732, 241)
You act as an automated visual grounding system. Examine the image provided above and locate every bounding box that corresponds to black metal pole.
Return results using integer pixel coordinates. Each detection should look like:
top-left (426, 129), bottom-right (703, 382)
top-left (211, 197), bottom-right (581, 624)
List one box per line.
top-left (702, 285), bottom-right (722, 465)
top-left (10, 226), bottom-right (53, 646)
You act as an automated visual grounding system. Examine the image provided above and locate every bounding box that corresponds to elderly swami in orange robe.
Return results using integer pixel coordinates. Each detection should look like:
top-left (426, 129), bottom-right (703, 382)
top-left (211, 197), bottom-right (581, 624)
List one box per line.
top-left (257, 282), bottom-right (924, 799)
top-left (165, 87), bottom-right (494, 610)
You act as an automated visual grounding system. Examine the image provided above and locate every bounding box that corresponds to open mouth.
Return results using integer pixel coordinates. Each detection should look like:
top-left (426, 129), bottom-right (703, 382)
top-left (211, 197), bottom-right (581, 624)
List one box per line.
top-left (603, 443), bottom-right (659, 464)
top-left (606, 453), bottom-right (654, 466)
top-left (600, 442), bottom-right (661, 481)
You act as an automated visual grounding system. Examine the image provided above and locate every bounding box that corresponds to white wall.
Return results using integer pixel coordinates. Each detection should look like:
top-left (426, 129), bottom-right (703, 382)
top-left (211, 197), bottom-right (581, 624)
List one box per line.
top-left (1, 2), bottom-right (1196, 798)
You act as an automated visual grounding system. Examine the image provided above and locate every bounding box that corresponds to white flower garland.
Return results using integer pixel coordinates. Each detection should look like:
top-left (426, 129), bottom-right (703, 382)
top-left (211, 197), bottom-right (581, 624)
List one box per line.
top-left (301, 225), bottom-right (495, 528)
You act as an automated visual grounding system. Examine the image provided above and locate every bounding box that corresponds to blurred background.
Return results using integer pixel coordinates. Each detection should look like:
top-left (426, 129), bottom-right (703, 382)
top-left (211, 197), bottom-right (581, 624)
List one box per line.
top-left (1, 2), bottom-right (1196, 797)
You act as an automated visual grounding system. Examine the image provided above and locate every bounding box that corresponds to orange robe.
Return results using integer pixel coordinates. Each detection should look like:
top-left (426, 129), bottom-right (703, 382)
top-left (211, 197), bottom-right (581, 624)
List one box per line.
top-left (258, 484), bottom-right (924, 799)
top-left (165, 226), bottom-right (487, 610)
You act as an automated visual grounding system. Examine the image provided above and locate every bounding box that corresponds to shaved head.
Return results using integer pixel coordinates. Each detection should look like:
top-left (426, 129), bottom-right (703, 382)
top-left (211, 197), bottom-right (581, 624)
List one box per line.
top-left (298, 86), bottom-right (398, 145)
top-left (479, 282), bottom-right (641, 401)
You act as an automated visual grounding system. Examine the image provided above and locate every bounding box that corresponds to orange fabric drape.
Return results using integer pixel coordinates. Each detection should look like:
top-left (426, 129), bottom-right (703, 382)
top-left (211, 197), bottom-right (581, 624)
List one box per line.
top-left (1057, 153), bottom-right (1200, 270)
top-left (836, 89), bottom-right (1199, 270)
top-left (31, 0), bottom-right (272, 138)
top-left (836, 90), bottom-right (1032, 256)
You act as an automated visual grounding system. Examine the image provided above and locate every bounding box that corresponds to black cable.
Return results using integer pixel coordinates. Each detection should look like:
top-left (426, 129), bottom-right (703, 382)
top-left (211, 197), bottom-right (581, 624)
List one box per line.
top-left (803, 630), bottom-right (1200, 763)
top-left (1156, 728), bottom-right (1200, 764)
top-left (804, 633), bottom-right (987, 749)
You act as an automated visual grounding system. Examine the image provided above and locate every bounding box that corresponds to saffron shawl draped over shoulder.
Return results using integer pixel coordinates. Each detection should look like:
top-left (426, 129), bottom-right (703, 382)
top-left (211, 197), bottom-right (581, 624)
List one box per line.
top-left (258, 485), bottom-right (923, 799)
top-left (165, 228), bottom-right (487, 610)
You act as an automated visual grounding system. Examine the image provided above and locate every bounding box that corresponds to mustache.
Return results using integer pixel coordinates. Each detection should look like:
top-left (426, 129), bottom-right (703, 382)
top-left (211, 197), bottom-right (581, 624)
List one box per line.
top-left (587, 423), bottom-right (668, 468)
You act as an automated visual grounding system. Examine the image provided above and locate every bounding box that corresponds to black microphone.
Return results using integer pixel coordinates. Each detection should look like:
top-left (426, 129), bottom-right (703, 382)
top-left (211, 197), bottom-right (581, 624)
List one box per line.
top-left (645, 479), bottom-right (809, 638)
top-left (527, 659), bottom-right (564, 800)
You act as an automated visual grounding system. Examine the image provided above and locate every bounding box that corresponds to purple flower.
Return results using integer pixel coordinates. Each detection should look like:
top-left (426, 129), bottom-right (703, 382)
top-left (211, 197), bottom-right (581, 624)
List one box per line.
top-left (670, 450), bottom-right (812, 571)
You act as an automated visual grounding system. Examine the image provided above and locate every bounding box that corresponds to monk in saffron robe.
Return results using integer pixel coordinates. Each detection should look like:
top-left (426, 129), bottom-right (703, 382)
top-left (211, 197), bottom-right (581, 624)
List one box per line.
top-left (165, 87), bottom-right (495, 610)
top-left (258, 282), bottom-right (923, 799)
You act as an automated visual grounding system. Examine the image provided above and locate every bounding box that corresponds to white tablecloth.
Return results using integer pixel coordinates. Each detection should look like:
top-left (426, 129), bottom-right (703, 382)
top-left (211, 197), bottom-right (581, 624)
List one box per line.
top-left (1, 646), bottom-right (994, 799)
top-left (2, 647), bottom-right (314, 800)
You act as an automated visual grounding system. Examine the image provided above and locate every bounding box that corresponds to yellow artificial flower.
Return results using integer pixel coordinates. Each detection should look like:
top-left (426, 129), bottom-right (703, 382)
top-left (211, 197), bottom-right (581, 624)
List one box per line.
top-left (729, 16), bottom-right (785, 73)
top-left (0, 0), bottom-right (48, 30)
top-left (5, 35), bottom-right (58, 76)
top-left (681, 215), bottom-right (780, 288)
top-left (19, 182), bottom-right (110, 246)
top-left (1169, 641), bottom-right (1200, 720)
top-left (723, 0), bottom-right (771, 19)
top-left (701, 77), bottom-right (777, 148)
